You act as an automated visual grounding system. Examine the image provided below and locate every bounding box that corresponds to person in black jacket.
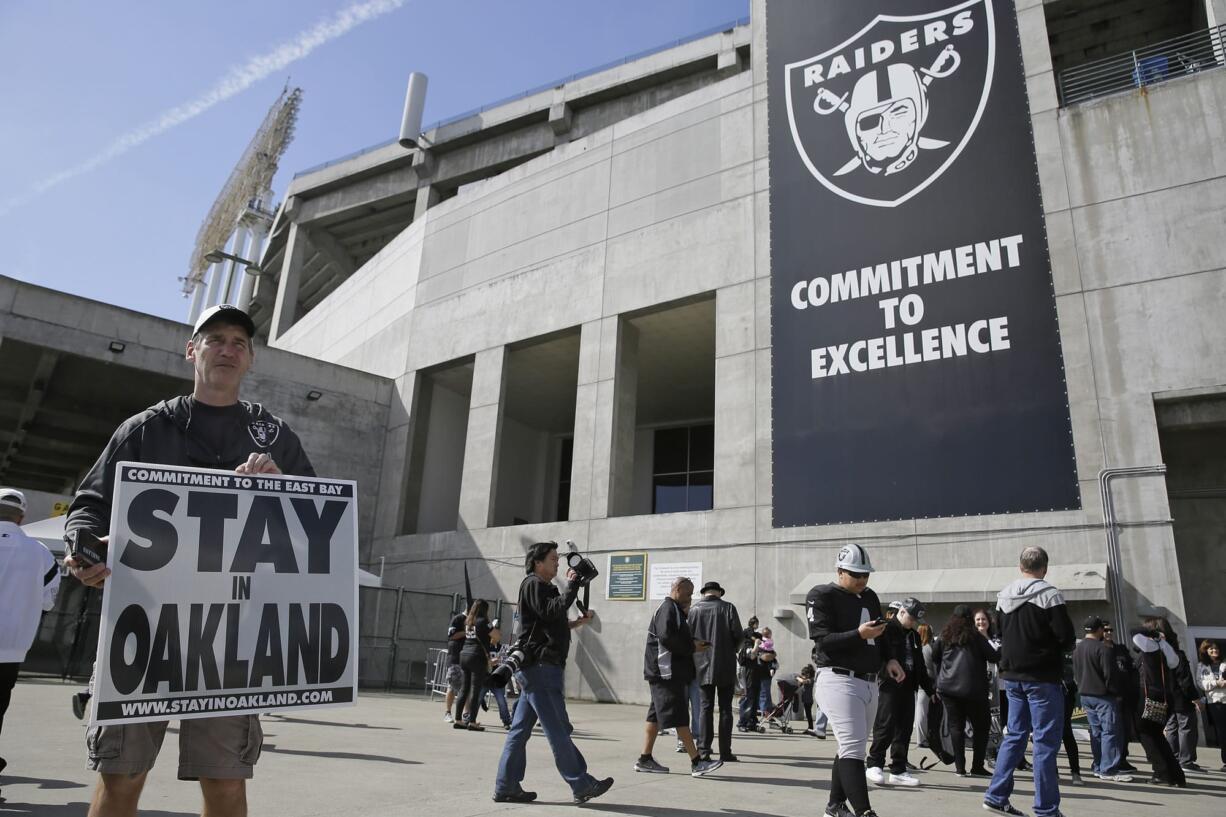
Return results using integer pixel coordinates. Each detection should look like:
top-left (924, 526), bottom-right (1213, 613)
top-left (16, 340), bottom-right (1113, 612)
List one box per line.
top-left (1102, 623), bottom-right (1139, 771)
top-left (493, 541), bottom-right (610, 804)
top-left (1073, 616), bottom-right (1131, 781)
top-left (686, 581), bottom-right (743, 762)
top-left (984, 547), bottom-right (1076, 817)
top-left (1130, 619), bottom-right (1185, 787)
top-left (806, 544), bottom-right (903, 817)
top-left (1157, 621), bottom-right (1204, 772)
top-left (933, 605), bottom-right (999, 777)
top-left (63, 304), bottom-right (314, 817)
top-left (636, 577), bottom-right (722, 777)
top-left (865, 598), bottom-right (933, 787)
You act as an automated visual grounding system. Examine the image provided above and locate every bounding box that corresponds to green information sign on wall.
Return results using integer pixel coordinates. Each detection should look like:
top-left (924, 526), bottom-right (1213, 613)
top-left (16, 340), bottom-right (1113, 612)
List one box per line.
top-left (606, 552), bottom-right (647, 601)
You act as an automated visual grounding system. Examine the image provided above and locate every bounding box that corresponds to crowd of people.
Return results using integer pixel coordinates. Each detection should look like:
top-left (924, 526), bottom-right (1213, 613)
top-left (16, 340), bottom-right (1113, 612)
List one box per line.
top-left (435, 541), bottom-right (1225, 817)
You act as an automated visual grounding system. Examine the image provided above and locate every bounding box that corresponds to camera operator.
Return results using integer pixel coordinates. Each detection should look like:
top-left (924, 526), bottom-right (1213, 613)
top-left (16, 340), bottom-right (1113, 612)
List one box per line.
top-left (807, 544), bottom-right (904, 817)
top-left (493, 542), bottom-right (613, 805)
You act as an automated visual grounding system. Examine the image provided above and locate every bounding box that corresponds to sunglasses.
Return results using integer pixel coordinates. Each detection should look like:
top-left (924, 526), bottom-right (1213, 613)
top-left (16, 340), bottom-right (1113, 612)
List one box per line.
top-left (845, 570), bottom-right (869, 580)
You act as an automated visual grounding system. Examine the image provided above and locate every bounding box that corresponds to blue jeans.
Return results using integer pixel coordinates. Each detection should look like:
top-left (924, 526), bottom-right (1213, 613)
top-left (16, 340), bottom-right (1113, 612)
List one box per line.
top-left (489, 684), bottom-right (512, 725)
top-left (759, 679), bottom-right (774, 713)
top-left (687, 680), bottom-right (701, 738)
top-left (1080, 694), bottom-right (1124, 774)
top-left (986, 680), bottom-right (1064, 817)
top-left (494, 664), bottom-right (597, 797)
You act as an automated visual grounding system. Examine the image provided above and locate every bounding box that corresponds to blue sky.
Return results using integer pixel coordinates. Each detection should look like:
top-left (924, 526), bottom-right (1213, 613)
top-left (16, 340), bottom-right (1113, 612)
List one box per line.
top-left (0, 0), bottom-right (749, 323)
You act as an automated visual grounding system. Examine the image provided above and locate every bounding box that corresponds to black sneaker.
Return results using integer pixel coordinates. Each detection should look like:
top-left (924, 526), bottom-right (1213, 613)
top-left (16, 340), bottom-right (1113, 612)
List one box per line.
top-left (823, 802), bottom-right (854, 817)
top-left (720, 753), bottom-right (739, 762)
top-left (72, 692), bottom-right (90, 721)
top-left (492, 789), bottom-right (537, 803)
top-left (691, 758), bottom-right (723, 777)
top-left (982, 802), bottom-right (1028, 816)
top-left (574, 777), bottom-right (614, 803)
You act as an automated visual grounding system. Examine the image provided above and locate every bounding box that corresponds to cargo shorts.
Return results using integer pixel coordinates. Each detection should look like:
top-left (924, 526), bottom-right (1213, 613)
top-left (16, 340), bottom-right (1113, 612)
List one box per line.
top-left (86, 715), bottom-right (263, 780)
top-left (446, 663), bottom-right (464, 693)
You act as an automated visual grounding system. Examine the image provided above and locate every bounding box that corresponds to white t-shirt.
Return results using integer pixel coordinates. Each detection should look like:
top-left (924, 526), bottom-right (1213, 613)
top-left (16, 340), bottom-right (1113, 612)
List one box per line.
top-left (0, 520), bottom-right (61, 663)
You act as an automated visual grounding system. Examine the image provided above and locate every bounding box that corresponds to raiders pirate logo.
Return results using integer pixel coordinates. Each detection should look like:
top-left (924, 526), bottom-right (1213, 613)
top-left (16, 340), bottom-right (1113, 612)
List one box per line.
top-left (248, 419), bottom-right (281, 448)
top-left (784, 0), bottom-right (995, 208)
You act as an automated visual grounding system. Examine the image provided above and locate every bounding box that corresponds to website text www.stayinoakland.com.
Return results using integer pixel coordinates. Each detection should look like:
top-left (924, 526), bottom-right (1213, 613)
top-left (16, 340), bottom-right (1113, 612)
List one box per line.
top-left (104, 687), bottom-right (349, 719)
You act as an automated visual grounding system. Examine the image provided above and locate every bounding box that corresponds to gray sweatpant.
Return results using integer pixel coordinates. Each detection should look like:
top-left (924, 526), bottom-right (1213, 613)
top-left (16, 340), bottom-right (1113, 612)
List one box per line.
top-left (815, 669), bottom-right (878, 760)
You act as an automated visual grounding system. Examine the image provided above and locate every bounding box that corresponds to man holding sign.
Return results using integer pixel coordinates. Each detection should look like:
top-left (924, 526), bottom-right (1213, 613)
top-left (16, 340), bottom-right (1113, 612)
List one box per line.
top-left (65, 304), bottom-right (316, 817)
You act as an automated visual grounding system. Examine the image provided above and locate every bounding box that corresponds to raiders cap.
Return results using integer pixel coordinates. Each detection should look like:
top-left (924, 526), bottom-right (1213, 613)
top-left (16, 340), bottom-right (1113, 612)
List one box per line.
top-left (193, 304), bottom-right (255, 338)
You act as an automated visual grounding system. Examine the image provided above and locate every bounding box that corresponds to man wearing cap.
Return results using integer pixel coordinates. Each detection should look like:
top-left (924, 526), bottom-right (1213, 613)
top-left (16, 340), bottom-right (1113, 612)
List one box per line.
top-left (1073, 616), bottom-right (1131, 782)
top-left (686, 580), bottom-right (744, 762)
top-left (0, 488), bottom-right (61, 783)
top-left (865, 598), bottom-right (933, 787)
top-left (63, 304), bottom-right (314, 817)
top-left (806, 544), bottom-right (904, 817)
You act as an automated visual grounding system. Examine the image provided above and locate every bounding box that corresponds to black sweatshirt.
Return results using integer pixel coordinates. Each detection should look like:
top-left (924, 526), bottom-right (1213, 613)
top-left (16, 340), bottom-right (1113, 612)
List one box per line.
top-left (517, 574), bottom-right (579, 665)
top-left (644, 597), bottom-right (696, 684)
top-left (1073, 637), bottom-right (1121, 697)
top-left (806, 582), bottom-right (891, 675)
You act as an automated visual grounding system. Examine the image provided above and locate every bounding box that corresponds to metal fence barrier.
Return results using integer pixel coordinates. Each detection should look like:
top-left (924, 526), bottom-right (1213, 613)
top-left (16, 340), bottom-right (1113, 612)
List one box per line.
top-left (1058, 25), bottom-right (1226, 106)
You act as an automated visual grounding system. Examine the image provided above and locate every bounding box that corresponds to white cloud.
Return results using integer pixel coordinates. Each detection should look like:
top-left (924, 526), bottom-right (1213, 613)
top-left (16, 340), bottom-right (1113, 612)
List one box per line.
top-left (0, 0), bottom-right (408, 217)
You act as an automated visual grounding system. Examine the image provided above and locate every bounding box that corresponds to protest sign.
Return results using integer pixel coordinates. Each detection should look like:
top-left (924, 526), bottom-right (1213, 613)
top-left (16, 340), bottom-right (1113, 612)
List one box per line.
top-left (91, 462), bottom-right (358, 724)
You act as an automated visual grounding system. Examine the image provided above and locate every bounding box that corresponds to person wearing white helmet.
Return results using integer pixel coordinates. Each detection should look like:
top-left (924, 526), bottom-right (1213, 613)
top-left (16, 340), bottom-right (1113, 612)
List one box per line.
top-left (806, 544), bottom-right (905, 817)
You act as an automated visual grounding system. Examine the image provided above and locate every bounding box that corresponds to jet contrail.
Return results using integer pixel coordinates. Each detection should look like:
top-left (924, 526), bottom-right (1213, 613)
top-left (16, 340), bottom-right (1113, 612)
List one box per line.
top-left (0, 0), bottom-right (408, 217)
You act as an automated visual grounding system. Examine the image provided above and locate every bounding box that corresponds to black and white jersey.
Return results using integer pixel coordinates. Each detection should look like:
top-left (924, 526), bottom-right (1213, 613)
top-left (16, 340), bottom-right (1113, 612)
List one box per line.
top-left (806, 582), bottom-right (891, 675)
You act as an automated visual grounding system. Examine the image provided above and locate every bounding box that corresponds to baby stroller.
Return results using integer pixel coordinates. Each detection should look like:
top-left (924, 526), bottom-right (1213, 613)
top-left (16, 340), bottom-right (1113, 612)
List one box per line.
top-left (762, 678), bottom-right (803, 734)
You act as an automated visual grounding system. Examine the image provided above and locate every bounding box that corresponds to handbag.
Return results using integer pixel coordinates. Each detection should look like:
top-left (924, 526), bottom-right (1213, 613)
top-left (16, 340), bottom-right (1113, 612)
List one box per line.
top-left (1140, 655), bottom-right (1169, 725)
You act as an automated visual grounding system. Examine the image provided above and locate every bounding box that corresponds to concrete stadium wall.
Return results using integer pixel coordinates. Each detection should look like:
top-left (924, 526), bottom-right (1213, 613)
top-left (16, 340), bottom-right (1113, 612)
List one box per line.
top-left (0, 277), bottom-right (394, 557)
top-left (265, 1), bottom-right (1226, 702)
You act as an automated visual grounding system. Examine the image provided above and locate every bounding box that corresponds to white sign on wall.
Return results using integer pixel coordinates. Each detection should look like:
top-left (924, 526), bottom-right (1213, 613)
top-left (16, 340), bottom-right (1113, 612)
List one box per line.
top-left (649, 561), bottom-right (703, 600)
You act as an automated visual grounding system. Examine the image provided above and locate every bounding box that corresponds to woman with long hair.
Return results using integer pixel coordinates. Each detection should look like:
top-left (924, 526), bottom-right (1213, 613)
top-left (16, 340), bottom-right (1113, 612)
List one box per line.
top-left (933, 605), bottom-right (1000, 776)
top-left (453, 599), bottom-right (492, 730)
top-left (1197, 640), bottom-right (1226, 771)
top-left (1130, 617), bottom-right (1185, 786)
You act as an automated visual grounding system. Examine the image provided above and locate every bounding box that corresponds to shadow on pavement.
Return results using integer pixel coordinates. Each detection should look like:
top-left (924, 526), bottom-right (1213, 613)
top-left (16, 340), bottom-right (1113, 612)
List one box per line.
top-left (0, 776), bottom-right (87, 790)
top-left (0, 803), bottom-right (194, 817)
top-left (260, 744), bottom-right (419, 765)
top-left (584, 804), bottom-right (790, 817)
top-left (263, 715), bottom-right (402, 731)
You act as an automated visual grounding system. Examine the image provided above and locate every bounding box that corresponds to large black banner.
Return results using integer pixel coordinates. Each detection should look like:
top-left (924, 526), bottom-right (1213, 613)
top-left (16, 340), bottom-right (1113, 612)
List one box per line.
top-left (767, 0), bottom-right (1080, 526)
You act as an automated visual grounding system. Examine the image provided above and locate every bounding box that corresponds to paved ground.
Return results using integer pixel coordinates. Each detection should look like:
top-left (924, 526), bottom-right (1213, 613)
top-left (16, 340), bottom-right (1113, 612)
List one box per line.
top-left (2, 678), bottom-right (1224, 816)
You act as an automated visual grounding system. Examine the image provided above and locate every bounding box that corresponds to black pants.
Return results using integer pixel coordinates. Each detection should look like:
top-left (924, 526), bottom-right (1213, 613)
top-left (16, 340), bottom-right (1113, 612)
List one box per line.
top-left (455, 653), bottom-right (488, 723)
top-left (739, 676), bottom-right (762, 727)
top-left (699, 683), bottom-right (734, 757)
top-left (0, 662), bottom-right (19, 737)
top-left (867, 683), bottom-right (916, 772)
top-left (944, 693), bottom-right (990, 773)
top-left (1164, 710), bottom-right (1199, 765)
top-left (1062, 684), bottom-right (1081, 775)
top-left (1205, 702), bottom-right (1226, 764)
top-left (1135, 710), bottom-right (1185, 784)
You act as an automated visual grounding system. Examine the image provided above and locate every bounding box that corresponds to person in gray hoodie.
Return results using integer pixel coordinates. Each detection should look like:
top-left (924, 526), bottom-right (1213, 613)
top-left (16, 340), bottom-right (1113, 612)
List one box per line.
top-left (983, 547), bottom-right (1075, 817)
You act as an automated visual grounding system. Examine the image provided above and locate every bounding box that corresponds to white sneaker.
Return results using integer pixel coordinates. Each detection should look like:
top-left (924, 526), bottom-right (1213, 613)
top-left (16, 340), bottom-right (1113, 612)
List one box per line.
top-left (887, 771), bottom-right (921, 787)
top-left (443, 712), bottom-right (454, 723)
top-left (866, 766), bottom-right (887, 785)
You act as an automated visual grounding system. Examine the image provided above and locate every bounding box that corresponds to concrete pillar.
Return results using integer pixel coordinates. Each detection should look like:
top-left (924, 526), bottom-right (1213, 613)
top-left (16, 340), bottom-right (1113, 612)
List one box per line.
top-left (237, 229), bottom-right (266, 312)
top-left (270, 222), bottom-right (309, 340)
top-left (567, 320), bottom-right (602, 521)
top-left (220, 226), bottom-right (249, 305)
top-left (204, 262), bottom-right (224, 309)
top-left (413, 184), bottom-right (441, 221)
top-left (374, 371), bottom-right (420, 539)
top-left (456, 347), bottom-right (506, 531)
top-left (588, 318), bottom-right (638, 518)
top-left (187, 279), bottom-right (207, 323)
top-left (713, 284), bottom-right (757, 510)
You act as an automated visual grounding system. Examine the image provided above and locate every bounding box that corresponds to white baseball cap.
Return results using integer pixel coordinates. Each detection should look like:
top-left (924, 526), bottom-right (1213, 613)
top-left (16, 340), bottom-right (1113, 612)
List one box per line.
top-left (0, 487), bottom-right (27, 513)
